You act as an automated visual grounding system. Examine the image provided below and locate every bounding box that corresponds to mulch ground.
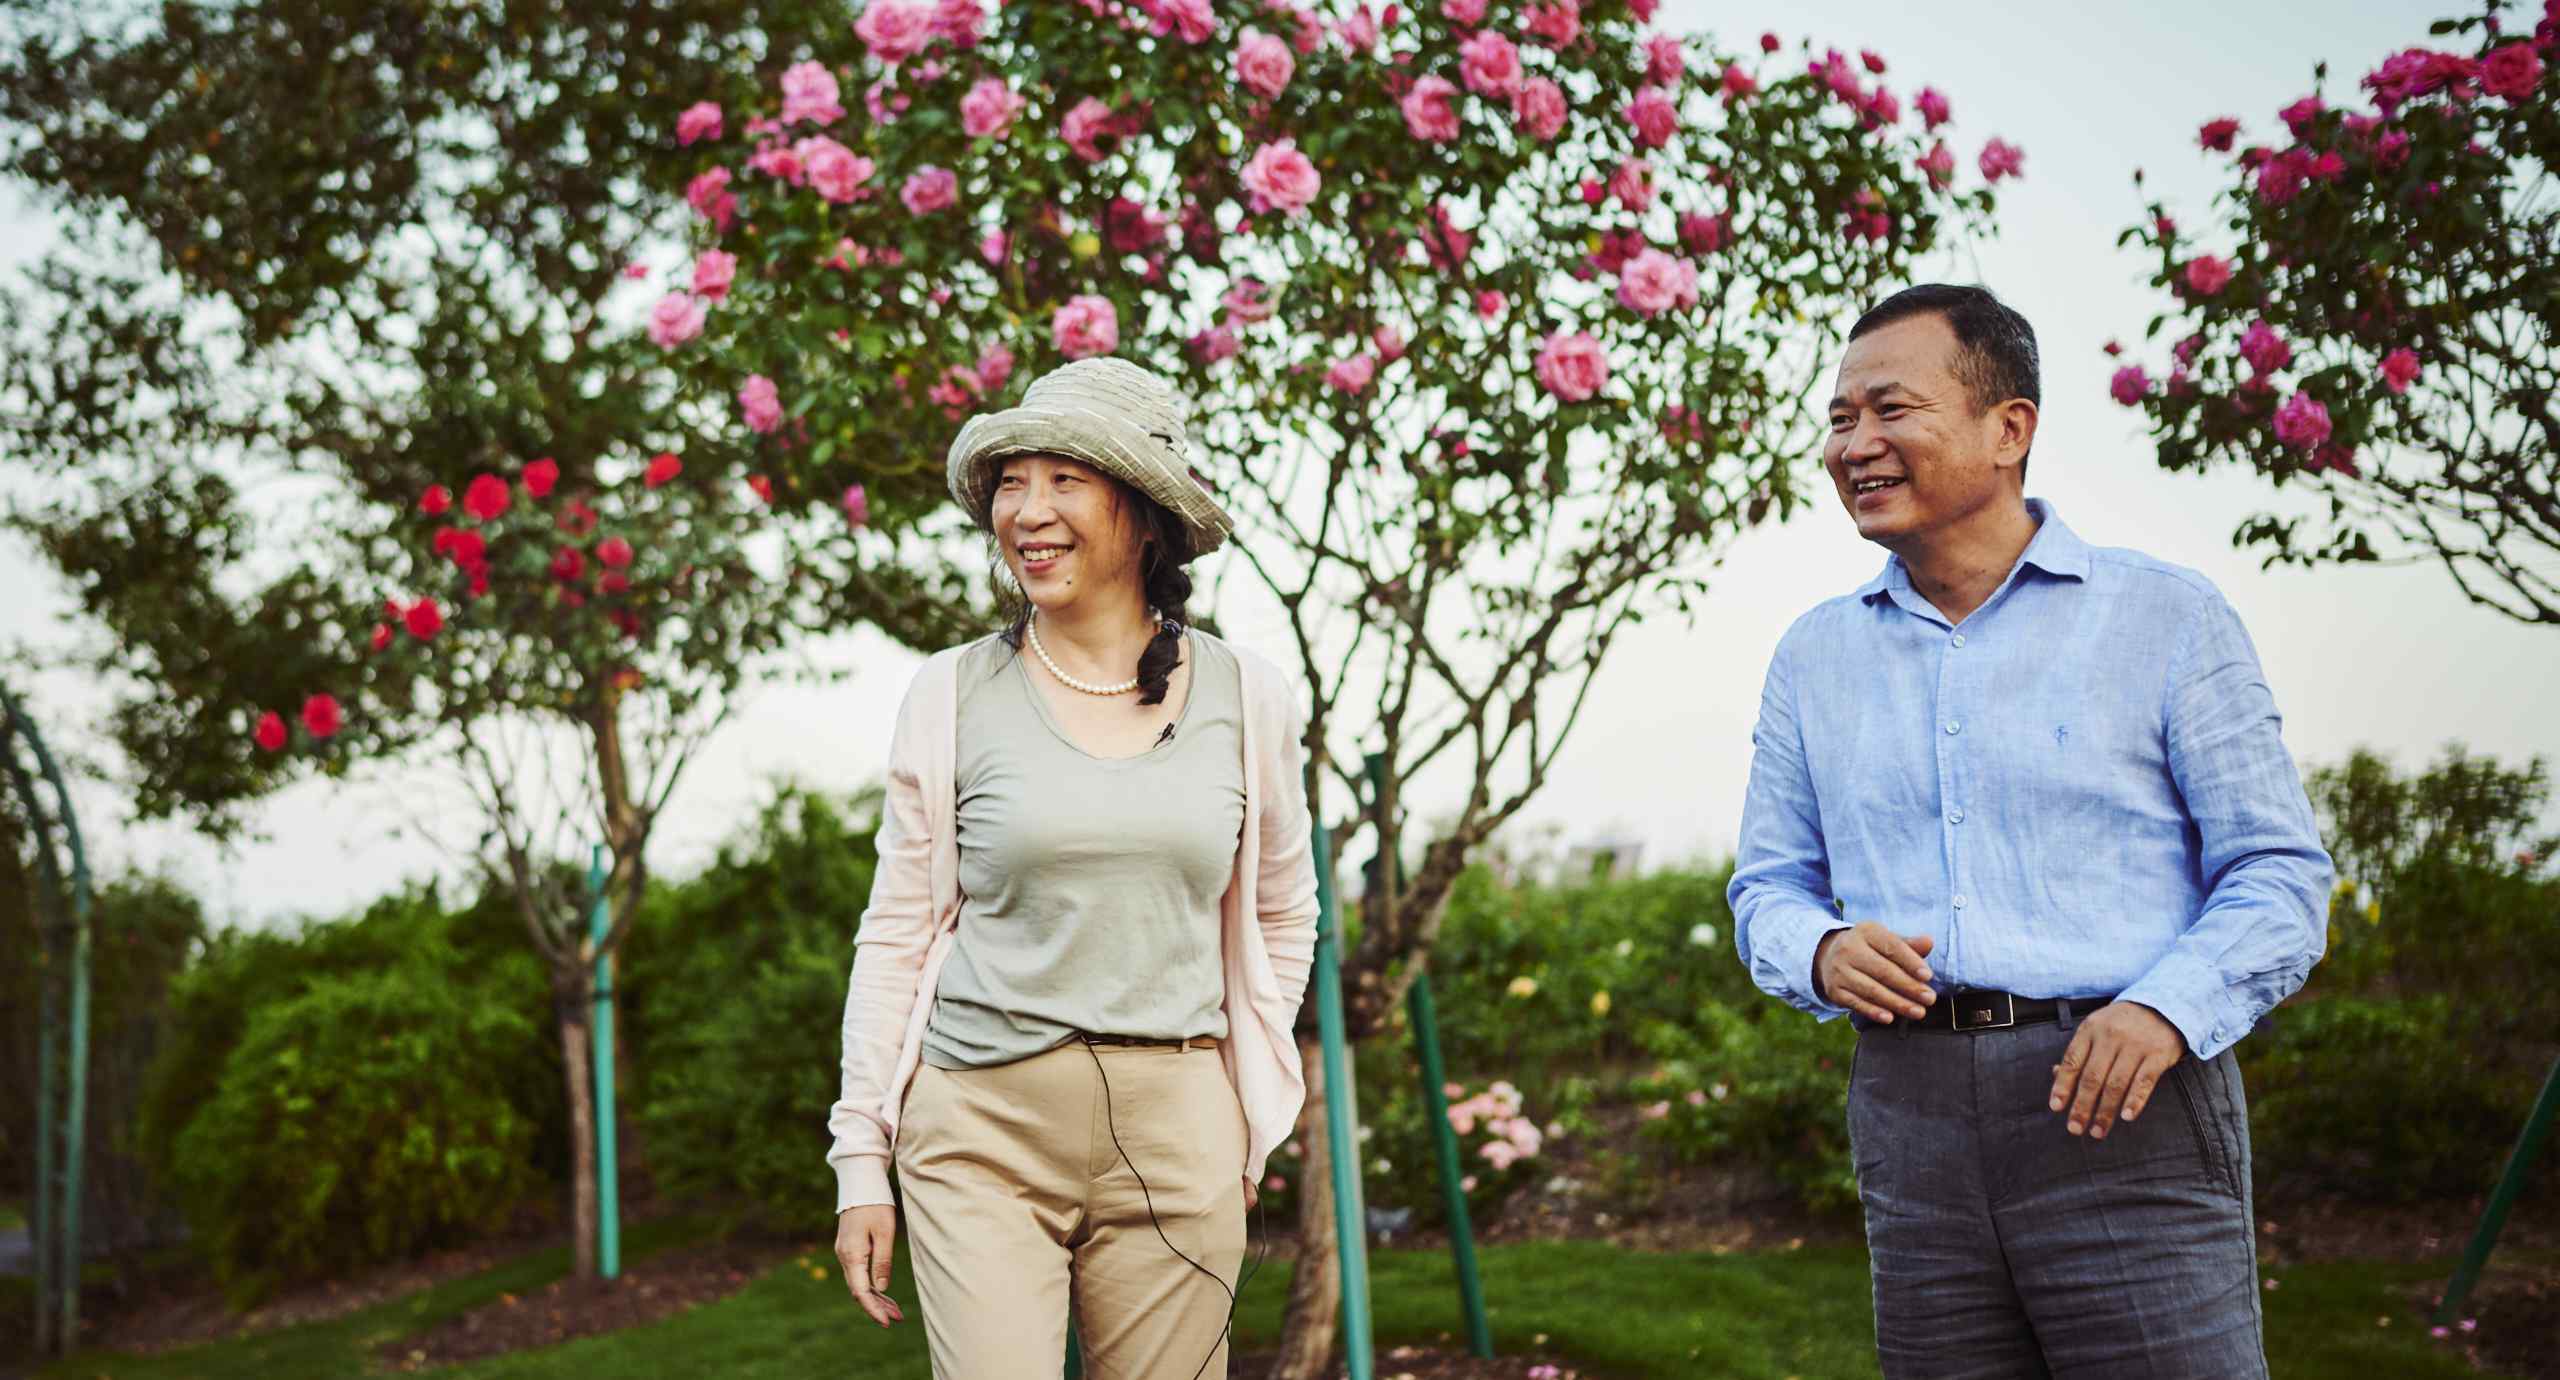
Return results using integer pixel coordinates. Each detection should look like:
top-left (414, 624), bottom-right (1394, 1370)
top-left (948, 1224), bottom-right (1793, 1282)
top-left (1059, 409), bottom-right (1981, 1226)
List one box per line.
top-left (376, 1238), bottom-right (790, 1372)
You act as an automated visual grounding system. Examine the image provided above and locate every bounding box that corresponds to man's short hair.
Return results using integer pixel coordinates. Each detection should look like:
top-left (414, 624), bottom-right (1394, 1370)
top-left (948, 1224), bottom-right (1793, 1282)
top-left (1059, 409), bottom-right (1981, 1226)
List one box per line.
top-left (1849, 284), bottom-right (2041, 478)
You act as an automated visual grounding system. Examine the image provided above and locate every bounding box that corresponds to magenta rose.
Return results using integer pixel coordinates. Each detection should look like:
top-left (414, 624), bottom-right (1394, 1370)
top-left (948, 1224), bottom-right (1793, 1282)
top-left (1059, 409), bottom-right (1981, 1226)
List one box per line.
top-left (2380, 348), bottom-right (2422, 394)
top-left (1337, 5), bottom-right (1379, 51)
top-left (1224, 278), bottom-right (1277, 324)
top-left (1236, 28), bottom-right (1296, 99)
top-left (1475, 289), bottom-right (1506, 320)
top-left (1241, 139), bottom-right (1322, 217)
top-left (855, 0), bottom-right (935, 64)
top-left (2278, 95), bottom-right (2325, 137)
top-left (1535, 331), bottom-right (1610, 402)
top-left (1625, 86), bottom-right (1679, 150)
top-left (2272, 391), bottom-right (2332, 449)
top-left (1160, 0), bottom-right (1215, 44)
top-left (647, 291), bottom-right (706, 349)
top-left (1616, 249), bottom-right (1700, 317)
top-left (1645, 33), bottom-right (1685, 84)
top-left (976, 343), bottom-right (1016, 393)
top-left (1191, 325), bottom-right (1241, 363)
top-left (1917, 87), bottom-right (1950, 127)
top-left (1720, 65), bottom-right (1760, 102)
top-left (1679, 210), bottom-right (1733, 254)
top-left (2481, 41), bottom-right (2545, 100)
top-left (1523, 1), bottom-right (1578, 47)
top-left (1326, 354), bottom-right (1377, 395)
top-left (1443, 0), bottom-right (1487, 22)
top-left (1061, 97), bottom-right (1115, 162)
top-left (980, 230), bottom-right (1008, 264)
top-left (685, 167), bottom-right (734, 229)
top-left (1052, 295), bottom-right (1120, 359)
top-left (2239, 320), bottom-right (2292, 377)
top-left (1512, 78), bottom-right (1568, 141)
top-left (691, 249), bottom-right (737, 301)
top-left (739, 374), bottom-right (783, 434)
top-left (2183, 255), bottom-right (2234, 296)
top-left (802, 138), bottom-right (874, 203)
top-left (2108, 365), bottom-right (2153, 407)
top-left (1460, 30), bottom-right (1523, 96)
top-left (1403, 75), bottom-right (1462, 142)
top-left (961, 78), bottom-right (1023, 137)
top-left (900, 166), bottom-right (959, 215)
top-left (1918, 140), bottom-right (1955, 187)
top-left (780, 60), bottom-right (845, 126)
top-left (676, 101), bottom-right (722, 146)
top-left (1609, 157), bottom-right (1655, 212)
top-left (1977, 137), bottom-right (2024, 182)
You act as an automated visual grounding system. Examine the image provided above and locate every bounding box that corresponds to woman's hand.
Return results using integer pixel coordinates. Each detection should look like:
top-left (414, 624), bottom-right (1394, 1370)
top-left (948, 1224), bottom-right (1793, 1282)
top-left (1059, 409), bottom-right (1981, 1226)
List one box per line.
top-left (1242, 1175), bottom-right (1259, 1211)
top-left (834, 1205), bottom-right (906, 1328)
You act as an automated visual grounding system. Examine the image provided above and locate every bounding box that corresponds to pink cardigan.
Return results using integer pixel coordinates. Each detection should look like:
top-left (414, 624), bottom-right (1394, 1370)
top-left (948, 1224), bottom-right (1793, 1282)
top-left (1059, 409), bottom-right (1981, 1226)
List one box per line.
top-left (828, 632), bottom-right (1322, 1211)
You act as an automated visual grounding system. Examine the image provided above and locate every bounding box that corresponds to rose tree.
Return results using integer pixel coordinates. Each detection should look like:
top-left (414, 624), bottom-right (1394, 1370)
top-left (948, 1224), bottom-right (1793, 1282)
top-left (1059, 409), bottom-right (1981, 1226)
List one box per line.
top-left (2110, 1), bottom-right (2559, 624)
top-left (664, 0), bottom-right (2010, 1365)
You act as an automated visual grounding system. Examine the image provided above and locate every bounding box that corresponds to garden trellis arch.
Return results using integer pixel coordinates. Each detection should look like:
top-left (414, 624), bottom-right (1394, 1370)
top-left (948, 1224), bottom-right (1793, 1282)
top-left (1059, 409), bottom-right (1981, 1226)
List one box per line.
top-left (2, 679), bottom-right (93, 1360)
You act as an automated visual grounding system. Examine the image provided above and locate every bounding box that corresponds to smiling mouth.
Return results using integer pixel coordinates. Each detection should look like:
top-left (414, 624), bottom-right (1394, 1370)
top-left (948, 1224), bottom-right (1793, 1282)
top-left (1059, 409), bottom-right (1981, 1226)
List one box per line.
top-left (1018, 544), bottom-right (1073, 561)
top-left (1852, 477), bottom-right (1906, 495)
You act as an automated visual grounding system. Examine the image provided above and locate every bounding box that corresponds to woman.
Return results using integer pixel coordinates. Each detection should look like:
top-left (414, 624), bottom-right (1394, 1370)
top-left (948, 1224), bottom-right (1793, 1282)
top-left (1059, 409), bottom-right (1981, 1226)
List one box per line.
top-left (825, 356), bottom-right (1321, 1378)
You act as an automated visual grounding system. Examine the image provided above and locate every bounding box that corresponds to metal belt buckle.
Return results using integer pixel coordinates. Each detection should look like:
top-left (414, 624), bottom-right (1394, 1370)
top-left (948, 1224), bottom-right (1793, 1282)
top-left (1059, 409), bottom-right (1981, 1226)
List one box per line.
top-left (1951, 989), bottom-right (2017, 1032)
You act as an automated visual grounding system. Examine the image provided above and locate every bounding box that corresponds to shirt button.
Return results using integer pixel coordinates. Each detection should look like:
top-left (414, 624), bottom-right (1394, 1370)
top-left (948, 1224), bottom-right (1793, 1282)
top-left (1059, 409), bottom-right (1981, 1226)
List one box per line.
top-left (1952, 893), bottom-right (1970, 910)
top-left (1948, 808), bottom-right (1966, 825)
top-left (1944, 720), bottom-right (1962, 735)
top-left (1951, 634), bottom-right (1967, 648)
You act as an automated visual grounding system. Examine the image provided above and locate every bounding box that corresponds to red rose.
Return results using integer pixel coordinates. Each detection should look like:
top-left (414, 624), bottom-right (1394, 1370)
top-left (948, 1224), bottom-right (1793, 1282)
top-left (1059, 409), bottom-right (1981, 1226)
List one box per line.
top-left (599, 572), bottom-right (631, 595)
top-left (2481, 42), bottom-right (2544, 101)
top-left (404, 597), bottom-right (444, 640)
top-left (463, 473), bottom-right (511, 523)
top-left (747, 474), bottom-right (775, 504)
top-left (442, 528), bottom-right (486, 569)
top-left (370, 622), bottom-right (392, 653)
top-left (419, 484), bottom-right (452, 515)
top-left (524, 457), bottom-right (560, 498)
top-left (559, 498), bottom-right (599, 538)
top-left (300, 693), bottom-right (343, 739)
top-left (467, 567), bottom-right (490, 599)
top-left (643, 452), bottom-right (683, 488)
top-left (253, 711), bottom-right (287, 752)
top-left (597, 536), bottom-right (635, 570)
top-left (550, 546), bottom-right (586, 581)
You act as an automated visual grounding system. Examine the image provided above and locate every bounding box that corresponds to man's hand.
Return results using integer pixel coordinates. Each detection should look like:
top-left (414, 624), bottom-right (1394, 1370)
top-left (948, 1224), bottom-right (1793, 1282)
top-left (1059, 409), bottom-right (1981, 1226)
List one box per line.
top-left (835, 1204), bottom-right (906, 1328)
top-left (1814, 922), bottom-right (1937, 1022)
top-left (2048, 1002), bottom-right (2186, 1139)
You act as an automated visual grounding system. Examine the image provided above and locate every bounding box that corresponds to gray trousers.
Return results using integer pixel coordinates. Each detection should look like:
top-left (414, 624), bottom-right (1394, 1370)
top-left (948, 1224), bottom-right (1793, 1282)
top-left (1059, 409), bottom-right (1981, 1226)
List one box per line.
top-left (1847, 1005), bottom-right (2267, 1379)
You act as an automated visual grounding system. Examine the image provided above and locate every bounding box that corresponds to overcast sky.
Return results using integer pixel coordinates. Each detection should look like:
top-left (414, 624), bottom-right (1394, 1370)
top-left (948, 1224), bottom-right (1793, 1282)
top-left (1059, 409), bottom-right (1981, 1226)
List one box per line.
top-left (4, 0), bottom-right (2552, 931)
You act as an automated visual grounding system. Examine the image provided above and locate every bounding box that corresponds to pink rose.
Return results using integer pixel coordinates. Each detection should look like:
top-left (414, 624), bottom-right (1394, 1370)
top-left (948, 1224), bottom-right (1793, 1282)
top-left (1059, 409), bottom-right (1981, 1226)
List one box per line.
top-left (2239, 320), bottom-right (2292, 377)
top-left (1460, 30), bottom-right (1523, 96)
top-left (1241, 139), bottom-right (1322, 217)
top-left (2255, 148), bottom-right (2312, 205)
top-left (749, 139), bottom-right (806, 183)
top-left (1720, 65), bottom-right (1760, 102)
top-left (960, 78), bottom-right (1024, 137)
top-left (780, 60), bottom-right (845, 126)
top-left (2363, 48), bottom-right (2481, 111)
top-left (900, 165), bottom-right (958, 215)
top-left (1475, 289), bottom-right (1506, 319)
top-left (1616, 248), bottom-right (1699, 316)
top-left (1918, 140), bottom-right (1955, 187)
top-left (739, 374), bottom-right (782, 433)
top-left (842, 484), bottom-right (871, 527)
top-left (1443, 0), bottom-right (1486, 22)
top-left (647, 291), bottom-right (707, 349)
top-left (864, 78), bottom-right (911, 125)
top-left (1645, 33), bottom-right (1685, 85)
top-left (1523, 0), bottom-right (1578, 48)
top-left (1535, 330), bottom-right (1609, 401)
top-left (1479, 1140), bottom-right (1521, 1171)
top-left (1679, 210), bottom-right (1733, 254)
top-left (1609, 157), bottom-right (1655, 211)
top-left (2272, 391), bottom-right (2332, 449)
top-left (1326, 354), bottom-right (1377, 394)
top-left (1977, 137), bottom-right (2024, 182)
top-left (1511, 78), bottom-right (1568, 141)
top-left (2278, 95), bottom-right (2324, 138)
top-left (976, 342), bottom-right (1016, 393)
top-left (802, 138), bottom-right (874, 203)
top-left (1236, 28), bottom-right (1296, 99)
top-left (1191, 325), bottom-right (1241, 362)
top-left (2198, 117), bottom-right (2241, 151)
top-left (1061, 97), bottom-right (1115, 162)
top-left (934, 0), bottom-right (984, 46)
top-left (1403, 75), bottom-right (1462, 142)
top-left (2480, 41), bottom-right (2544, 100)
top-left (1052, 294), bottom-right (1120, 359)
top-left (1373, 325), bottom-right (1407, 360)
top-left (980, 230), bottom-right (1009, 264)
top-left (1160, 0), bottom-right (1215, 44)
top-left (2380, 347), bottom-right (2422, 394)
top-left (1624, 86), bottom-right (1679, 149)
top-left (1224, 278), bottom-right (1277, 324)
top-left (1916, 86), bottom-right (1950, 127)
top-left (2183, 255), bottom-right (2233, 296)
top-left (855, 0), bottom-right (935, 64)
top-left (691, 249), bottom-right (736, 301)
top-left (1338, 5), bottom-right (1379, 52)
top-left (685, 167), bottom-right (735, 230)
top-left (1760, 31), bottom-right (1780, 52)
top-left (676, 101), bottom-right (723, 146)
top-left (2108, 365), bottom-right (2153, 407)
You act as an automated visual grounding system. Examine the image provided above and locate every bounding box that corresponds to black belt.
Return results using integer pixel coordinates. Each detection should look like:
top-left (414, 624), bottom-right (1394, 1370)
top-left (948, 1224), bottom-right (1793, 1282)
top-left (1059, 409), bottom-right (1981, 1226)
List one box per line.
top-left (1075, 1032), bottom-right (1219, 1051)
top-left (1858, 989), bottom-right (2118, 1034)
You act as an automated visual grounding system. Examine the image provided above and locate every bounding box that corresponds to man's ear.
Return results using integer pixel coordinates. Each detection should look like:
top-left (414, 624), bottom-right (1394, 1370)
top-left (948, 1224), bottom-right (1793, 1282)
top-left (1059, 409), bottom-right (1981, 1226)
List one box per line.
top-left (1996, 398), bottom-right (2040, 471)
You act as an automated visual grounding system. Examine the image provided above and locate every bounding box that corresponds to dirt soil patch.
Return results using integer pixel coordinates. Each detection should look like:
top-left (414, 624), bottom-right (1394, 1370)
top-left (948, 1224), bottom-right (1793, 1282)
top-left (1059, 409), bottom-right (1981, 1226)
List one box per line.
top-left (1238, 1343), bottom-right (1587, 1378)
top-left (2393, 1256), bottom-right (2560, 1380)
top-left (378, 1237), bottom-right (789, 1372)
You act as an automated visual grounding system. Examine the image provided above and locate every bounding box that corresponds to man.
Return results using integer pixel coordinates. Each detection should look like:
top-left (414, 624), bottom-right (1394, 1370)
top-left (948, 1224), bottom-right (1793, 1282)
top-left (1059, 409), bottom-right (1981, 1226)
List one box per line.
top-left (1730, 284), bottom-right (2331, 1378)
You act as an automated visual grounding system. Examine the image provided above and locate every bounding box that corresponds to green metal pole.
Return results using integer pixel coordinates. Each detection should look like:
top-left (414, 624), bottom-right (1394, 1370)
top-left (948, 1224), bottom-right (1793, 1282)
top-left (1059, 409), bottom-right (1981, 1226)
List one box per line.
top-left (2434, 1053), bottom-right (2560, 1325)
top-left (1406, 973), bottom-right (1494, 1357)
top-left (5, 693), bottom-right (85, 1357)
top-left (587, 846), bottom-right (620, 1280)
top-left (1311, 822), bottom-right (1376, 1380)
top-left (31, 908), bottom-right (57, 1357)
top-left (1063, 1326), bottom-right (1082, 1378)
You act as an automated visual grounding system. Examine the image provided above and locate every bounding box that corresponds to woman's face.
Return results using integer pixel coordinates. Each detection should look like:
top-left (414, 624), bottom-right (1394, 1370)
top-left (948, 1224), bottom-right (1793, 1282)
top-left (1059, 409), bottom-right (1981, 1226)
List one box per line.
top-left (990, 454), bottom-right (1151, 611)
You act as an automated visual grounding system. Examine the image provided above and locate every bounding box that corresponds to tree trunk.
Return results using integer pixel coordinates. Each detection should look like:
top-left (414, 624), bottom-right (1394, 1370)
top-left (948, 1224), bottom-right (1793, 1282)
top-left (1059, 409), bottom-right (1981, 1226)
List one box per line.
top-left (1272, 1032), bottom-right (1342, 1380)
top-left (555, 965), bottom-right (598, 1280)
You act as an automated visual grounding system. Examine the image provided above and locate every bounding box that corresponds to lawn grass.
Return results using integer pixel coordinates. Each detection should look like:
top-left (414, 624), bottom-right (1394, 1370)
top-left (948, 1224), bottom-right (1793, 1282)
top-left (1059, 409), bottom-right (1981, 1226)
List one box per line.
top-left (40, 1234), bottom-right (2519, 1379)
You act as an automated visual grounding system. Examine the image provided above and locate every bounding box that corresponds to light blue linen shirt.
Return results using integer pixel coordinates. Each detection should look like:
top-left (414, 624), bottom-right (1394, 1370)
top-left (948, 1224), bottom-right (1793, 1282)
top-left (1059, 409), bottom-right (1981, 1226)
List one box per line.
top-left (1728, 500), bottom-right (2332, 1060)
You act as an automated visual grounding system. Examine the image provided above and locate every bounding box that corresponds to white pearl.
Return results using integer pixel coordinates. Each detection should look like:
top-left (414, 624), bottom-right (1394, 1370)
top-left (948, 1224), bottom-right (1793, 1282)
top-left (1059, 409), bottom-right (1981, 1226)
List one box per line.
top-left (1027, 617), bottom-right (1146, 696)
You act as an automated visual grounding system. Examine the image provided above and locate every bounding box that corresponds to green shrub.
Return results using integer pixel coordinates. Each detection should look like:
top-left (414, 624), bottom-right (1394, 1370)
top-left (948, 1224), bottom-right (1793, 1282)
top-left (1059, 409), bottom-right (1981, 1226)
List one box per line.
top-left (1627, 1004), bottom-right (1860, 1215)
top-left (167, 947), bottom-right (544, 1302)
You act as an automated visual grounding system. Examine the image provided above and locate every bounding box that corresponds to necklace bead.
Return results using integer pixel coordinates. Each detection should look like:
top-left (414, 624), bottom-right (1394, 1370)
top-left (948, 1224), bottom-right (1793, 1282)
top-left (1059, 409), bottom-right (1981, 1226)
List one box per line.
top-left (1027, 617), bottom-right (1143, 695)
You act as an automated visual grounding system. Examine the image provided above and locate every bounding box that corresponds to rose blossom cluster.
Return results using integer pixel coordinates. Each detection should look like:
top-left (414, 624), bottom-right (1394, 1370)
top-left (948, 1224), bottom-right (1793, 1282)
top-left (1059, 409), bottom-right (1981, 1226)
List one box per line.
top-left (1443, 1080), bottom-right (1550, 1173)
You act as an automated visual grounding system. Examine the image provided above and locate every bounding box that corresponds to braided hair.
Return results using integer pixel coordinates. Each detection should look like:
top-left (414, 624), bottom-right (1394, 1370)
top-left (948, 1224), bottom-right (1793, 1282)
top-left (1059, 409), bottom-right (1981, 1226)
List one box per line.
top-left (995, 476), bottom-right (1197, 705)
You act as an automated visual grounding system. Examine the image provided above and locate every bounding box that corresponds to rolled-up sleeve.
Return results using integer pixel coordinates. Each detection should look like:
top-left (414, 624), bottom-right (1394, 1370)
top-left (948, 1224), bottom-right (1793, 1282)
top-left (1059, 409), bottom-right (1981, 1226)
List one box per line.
top-left (1729, 630), bottom-right (1852, 1019)
top-left (2118, 592), bottom-right (2332, 1060)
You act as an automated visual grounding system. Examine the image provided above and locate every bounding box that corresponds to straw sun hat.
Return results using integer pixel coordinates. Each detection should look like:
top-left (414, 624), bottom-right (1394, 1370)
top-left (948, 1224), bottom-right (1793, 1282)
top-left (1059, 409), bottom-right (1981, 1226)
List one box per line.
top-left (943, 356), bottom-right (1237, 559)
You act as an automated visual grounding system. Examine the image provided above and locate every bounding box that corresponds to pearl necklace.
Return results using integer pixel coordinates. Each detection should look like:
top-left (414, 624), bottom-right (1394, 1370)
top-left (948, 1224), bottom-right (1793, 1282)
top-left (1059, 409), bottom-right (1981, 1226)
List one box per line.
top-left (1026, 616), bottom-right (1151, 696)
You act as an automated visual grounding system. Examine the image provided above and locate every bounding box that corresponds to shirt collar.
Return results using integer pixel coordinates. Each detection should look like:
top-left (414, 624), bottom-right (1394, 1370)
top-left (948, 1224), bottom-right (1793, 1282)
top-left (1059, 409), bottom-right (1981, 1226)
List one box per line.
top-left (1857, 497), bottom-right (2088, 604)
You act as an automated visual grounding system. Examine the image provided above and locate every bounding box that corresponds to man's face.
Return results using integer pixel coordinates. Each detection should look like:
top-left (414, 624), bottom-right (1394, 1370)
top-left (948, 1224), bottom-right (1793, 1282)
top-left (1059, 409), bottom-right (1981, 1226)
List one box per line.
top-left (1823, 313), bottom-right (2026, 547)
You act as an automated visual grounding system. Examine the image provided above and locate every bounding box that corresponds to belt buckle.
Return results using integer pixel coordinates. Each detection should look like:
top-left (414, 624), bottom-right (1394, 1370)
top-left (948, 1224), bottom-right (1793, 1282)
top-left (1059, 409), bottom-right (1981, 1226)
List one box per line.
top-left (1950, 989), bottom-right (2016, 1032)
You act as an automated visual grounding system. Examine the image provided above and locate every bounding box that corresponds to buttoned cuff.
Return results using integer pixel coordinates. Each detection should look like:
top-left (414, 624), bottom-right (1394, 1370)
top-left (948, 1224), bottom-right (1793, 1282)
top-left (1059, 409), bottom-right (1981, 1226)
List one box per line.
top-left (834, 1154), bottom-right (894, 1213)
top-left (2116, 951), bottom-right (2243, 1061)
top-left (1768, 912), bottom-right (1854, 1020)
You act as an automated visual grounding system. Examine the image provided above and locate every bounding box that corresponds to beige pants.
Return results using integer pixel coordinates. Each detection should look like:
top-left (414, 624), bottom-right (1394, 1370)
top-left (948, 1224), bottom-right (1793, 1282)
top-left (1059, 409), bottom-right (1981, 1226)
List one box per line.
top-left (895, 1039), bottom-right (1249, 1379)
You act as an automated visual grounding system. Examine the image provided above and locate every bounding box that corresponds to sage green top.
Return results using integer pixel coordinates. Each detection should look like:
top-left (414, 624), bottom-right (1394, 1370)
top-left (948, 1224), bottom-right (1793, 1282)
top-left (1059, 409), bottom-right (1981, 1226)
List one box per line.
top-left (919, 634), bottom-right (1245, 1070)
